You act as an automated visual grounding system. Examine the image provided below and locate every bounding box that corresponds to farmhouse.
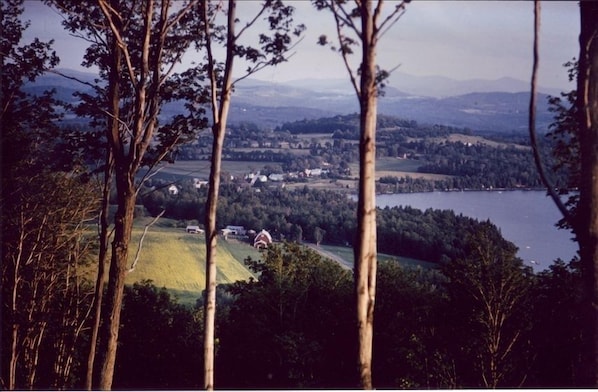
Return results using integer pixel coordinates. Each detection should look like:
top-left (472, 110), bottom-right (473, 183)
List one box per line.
top-left (253, 229), bottom-right (273, 249)
top-left (193, 178), bottom-right (208, 189)
top-left (186, 225), bottom-right (203, 234)
top-left (225, 225), bottom-right (246, 235)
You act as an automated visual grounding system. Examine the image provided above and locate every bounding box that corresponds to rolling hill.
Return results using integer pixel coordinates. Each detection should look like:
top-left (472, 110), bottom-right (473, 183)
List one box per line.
top-left (26, 68), bottom-right (560, 132)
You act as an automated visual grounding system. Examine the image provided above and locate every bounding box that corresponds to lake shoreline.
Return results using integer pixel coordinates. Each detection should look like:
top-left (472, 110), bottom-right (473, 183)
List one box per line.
top-left (374, 190), bottom-right (578, 271)
top-left (376, 186), bottom-right (553, 196)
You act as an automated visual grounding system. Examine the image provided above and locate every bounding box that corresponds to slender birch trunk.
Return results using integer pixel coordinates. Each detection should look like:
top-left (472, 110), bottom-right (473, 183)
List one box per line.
top-left (354, 3), bottom-right (379, 388)
top-left (203, 1), bottom-right (236, 388)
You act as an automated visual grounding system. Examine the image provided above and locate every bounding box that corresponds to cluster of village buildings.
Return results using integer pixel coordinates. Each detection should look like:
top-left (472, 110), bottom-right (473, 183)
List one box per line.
top-left (243, 168), bottom-right (329, 185)
top-left (169, 168), bottom-right (325, 249)
top-left (166, 167), bottom-right (329, 196)
top-left (185, 224), bottom-right (273, 249)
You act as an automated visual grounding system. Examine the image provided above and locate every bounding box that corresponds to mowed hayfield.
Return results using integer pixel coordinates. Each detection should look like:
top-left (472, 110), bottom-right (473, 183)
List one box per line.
top-left (114, 220), bottom-right (262, 305)
top-left (88, 218), bottom-right (433, 305)
top-left (142, 160), bottom-right (280, 181)
top-left (424, 133), bottom-right (530, 150)
top-left (348, 157), bottom-right (453, 182)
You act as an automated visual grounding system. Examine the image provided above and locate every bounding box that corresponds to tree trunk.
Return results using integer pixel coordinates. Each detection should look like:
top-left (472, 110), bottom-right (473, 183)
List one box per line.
top-left (85, 152), bottom-right (113, 390)
top-left (354, 2), bottom-right (378, 389)
top-left (98, 175), bottom-right (136, 390)
top-left (97, 21), bottom-right (126, 388)
top-left (203, 128), bottom-right (222, 391)
top-left (577, 2), bottom-right (598, 387)
top-left (203, 1), bottom-right (236, 389)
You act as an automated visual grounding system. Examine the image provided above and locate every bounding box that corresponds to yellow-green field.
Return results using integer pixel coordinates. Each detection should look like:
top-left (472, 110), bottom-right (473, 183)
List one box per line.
top-left (92, 220), bottom-right (433, 305)
top-left (119, 223), bottom-right (262, 305)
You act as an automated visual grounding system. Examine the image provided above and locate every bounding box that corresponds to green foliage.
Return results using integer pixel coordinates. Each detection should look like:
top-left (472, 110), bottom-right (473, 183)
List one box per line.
top-left (85, 240), bottom-right (584, 389)
top-left (416, 141), bottom-right (547, 189)
top-left (546, 60), bottom-right (580, 231)
top-left (440, 223), bottom-right (535, 388)
top-left (112, 281), bottom-right (203, 389)
top-left (216, 242), bottom-right (355, 388)
top-left (0, 2), bottom-right (101, 388)
top-left (527, 259), bottom-right (584, 386)
top-left (1, 170), bottom-right (100, 390)
top-left (373, 262), bottom-right (451, 388)
top-left (377, 205), bottom-right (492, 263)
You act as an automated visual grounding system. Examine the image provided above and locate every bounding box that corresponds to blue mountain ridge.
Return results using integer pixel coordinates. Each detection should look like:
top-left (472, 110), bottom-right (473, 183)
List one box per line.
top-left (25, 68), bottom-right (560, 132)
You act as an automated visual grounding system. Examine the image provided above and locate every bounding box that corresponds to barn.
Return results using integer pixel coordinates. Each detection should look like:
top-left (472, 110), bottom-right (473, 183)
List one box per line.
top-left (253, 229), bottom-right (273, 249)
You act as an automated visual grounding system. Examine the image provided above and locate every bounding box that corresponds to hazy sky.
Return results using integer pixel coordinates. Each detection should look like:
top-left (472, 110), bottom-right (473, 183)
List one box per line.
top-left (22, 1), bottom-right (580, 90)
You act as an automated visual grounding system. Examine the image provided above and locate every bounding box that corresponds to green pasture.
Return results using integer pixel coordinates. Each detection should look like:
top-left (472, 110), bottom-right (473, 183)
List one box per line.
top-left (319, 244), bottom-right (436, 269)
top-left (123, 222), bottom-right (261, 306)
top-left (140, 160), bottom-right (282, 181)
top-left (348, 157), bottom-right (452, 181)
top-left (92, 217), bottom-right (433, 306)
top-left (232, 147), bottom-right (312, 156)
top-left (375, 157), bottom-right (422, 173)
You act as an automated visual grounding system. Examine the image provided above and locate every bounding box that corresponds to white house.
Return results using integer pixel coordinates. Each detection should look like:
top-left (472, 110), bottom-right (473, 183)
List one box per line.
top-left (268, 173), bottom-right (284, 182)
top-left (168, 184), bottom-right (179, 195)
top-left (186, 225), bottom-right (203, 234)
top-left (225, 225), bottom-right (246, 235)
top-left (193, 178), bottom-right (208, 189)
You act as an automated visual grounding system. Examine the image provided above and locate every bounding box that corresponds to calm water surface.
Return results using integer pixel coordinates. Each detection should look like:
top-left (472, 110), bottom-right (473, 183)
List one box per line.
top-left (376, 190), bottom-right (578, 271)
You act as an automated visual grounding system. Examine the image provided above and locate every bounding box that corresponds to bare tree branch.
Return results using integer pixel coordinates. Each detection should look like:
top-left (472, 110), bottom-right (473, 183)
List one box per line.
top-left (528, 0), bottom-right (572, 222)
top-left (97, 0), bottom-right (138, 89)
top-left (127, 209), bottom-right (166, 273)
top-left (331, 1), bottom-right (360, 97)
top-left (377, 1), bottom-right (408, 41)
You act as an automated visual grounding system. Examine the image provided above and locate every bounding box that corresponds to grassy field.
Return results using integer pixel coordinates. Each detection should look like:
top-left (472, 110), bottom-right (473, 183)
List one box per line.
top-left (425, 133), bottom-right (530, 150)
top-left (94, 218), bottom-right (434, 306)
top-left (319, 244), bottom-right (436, 269)
top-left (348, 157), bottom-right (452, 182)
top-left (120, 220), bottom-right (262, 305)
top-left (141, 160), bottom-right (282, 181)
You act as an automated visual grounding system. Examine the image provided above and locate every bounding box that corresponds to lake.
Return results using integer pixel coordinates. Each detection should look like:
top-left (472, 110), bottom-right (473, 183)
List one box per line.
top-left (375, 190), bottom-right (578, 271)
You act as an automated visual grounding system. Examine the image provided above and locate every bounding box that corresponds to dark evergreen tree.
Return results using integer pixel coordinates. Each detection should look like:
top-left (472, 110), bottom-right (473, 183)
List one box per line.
top-left (216, 242), bottom-right (355, 389)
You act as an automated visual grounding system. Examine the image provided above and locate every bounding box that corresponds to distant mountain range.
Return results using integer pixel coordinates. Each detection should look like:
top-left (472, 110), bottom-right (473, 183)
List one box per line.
top-left (25, 68), bottom-right (562, 133)
top-left (283, 71), bottom-right (563, 98)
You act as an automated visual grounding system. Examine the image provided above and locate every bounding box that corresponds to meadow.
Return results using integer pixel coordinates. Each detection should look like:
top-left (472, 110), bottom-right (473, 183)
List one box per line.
top-left (122, 221), bottom-right (261, 305)
top-left (349, 157), bottom-right (453, 181)
top-left (118, 219), bottom-right (433, 306)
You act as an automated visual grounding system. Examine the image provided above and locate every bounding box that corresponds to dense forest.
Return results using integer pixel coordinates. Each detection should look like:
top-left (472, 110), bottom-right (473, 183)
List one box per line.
top-left (97, 244), bottom-right (582, 389)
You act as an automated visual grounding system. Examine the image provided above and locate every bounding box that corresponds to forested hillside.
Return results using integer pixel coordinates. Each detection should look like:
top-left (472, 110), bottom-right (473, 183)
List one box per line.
top-left (170, 113), bottom-right (566, 192)
top-left (104, 243), bottom-right (582, 389)
top-left (140, 183), bottom-right (495, 264)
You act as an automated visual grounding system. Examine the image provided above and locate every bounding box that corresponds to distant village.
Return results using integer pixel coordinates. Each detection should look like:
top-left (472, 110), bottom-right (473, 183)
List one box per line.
top-left (165, 166), bottom-right (332, 197)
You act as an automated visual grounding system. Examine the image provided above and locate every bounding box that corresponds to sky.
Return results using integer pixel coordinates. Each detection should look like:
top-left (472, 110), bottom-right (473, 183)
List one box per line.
top-left (22, 1), bottom-right (580, 91)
